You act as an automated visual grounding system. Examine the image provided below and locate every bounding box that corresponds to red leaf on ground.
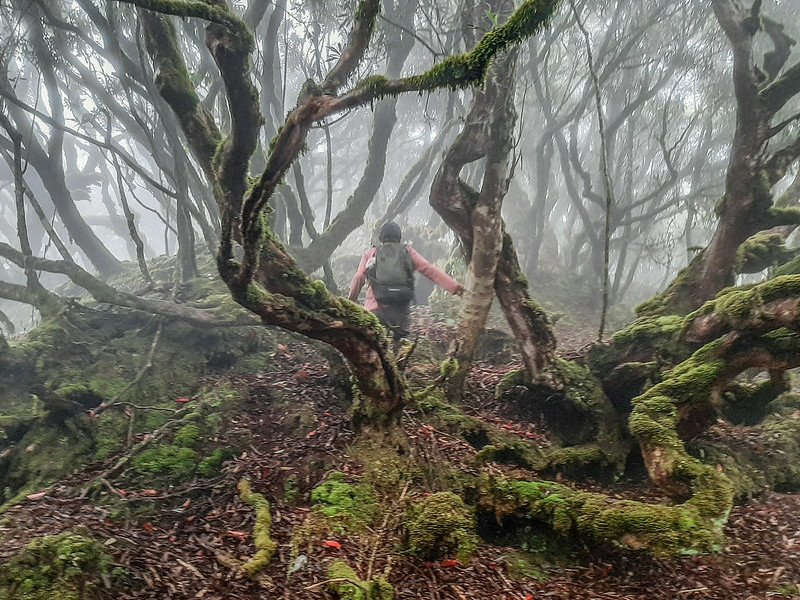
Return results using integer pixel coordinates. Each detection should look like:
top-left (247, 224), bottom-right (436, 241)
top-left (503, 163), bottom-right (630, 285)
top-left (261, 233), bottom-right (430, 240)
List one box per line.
top-left (142, 522), bottom-right (156, 533)
top-left (322, 540), bottom-right (342, 549)
top-left (440, 559), bottom-right (460, 568)
top-left (228, 531), bottom-right (248, 540)
top-left (140, 489), bottom-right (159, 496)
top-left (175, 397), bottom-right (192, 404)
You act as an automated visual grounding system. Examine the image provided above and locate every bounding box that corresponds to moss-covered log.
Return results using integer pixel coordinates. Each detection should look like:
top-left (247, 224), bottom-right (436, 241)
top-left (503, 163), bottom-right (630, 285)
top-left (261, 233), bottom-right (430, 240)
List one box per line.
top-left (477, 473), bottom-right (724, 556)
top-left (415, 389), bottom-right (628, 481)
top-left (735, 231), bottom-right (797, 274)
top-left (589, 274), bottom-right (800, 403)
top-left (237, 478), bottom-right (277, 577)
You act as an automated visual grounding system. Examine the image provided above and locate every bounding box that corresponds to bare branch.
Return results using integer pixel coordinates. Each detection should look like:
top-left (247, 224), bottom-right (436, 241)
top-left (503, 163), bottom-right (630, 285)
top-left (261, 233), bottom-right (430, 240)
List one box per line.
top-left (0, 242), bottom-right (252, 327)
top-left (322, 0), bottom-right (381, 92)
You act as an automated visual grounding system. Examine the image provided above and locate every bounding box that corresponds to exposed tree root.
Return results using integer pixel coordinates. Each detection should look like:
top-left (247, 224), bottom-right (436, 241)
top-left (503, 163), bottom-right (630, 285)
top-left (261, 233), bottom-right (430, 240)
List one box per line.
top-left (476, 472), bottom-right (725, 556)
top-left (237, 478), bottom-right (277, 577)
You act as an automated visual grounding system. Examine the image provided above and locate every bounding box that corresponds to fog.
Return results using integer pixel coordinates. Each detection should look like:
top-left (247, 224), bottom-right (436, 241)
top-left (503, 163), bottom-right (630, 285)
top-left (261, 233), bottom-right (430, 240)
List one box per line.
top-left (0, 0), bottom-right (799, 332)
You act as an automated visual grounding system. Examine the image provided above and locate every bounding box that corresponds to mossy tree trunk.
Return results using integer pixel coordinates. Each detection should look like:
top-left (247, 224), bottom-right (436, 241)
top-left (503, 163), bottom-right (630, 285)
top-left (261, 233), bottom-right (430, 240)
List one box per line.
top-left (431, 1), bottom-right (520, 399)
top-left (431, 19), bottom-right (556, 389)
top-left (639, 1), bottom-right (800, 317)
top-left (127, 0), bottom-right (564, 422)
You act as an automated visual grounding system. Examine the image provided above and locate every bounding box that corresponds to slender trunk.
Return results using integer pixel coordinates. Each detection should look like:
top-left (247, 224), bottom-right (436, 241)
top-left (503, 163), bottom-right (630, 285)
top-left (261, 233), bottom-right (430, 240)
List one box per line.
top-left (450, 44), bottom-right (518, 397)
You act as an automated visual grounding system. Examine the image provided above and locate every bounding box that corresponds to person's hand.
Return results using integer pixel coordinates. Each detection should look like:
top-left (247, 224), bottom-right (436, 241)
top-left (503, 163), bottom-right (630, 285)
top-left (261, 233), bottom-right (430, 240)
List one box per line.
top-left (454, 285), bottom-right (465, 296)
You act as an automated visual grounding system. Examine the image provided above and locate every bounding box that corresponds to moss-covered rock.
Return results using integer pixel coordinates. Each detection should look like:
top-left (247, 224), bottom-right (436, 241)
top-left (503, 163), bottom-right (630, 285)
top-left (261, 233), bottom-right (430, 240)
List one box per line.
top-left (0, 532), bottom-right (111, 599)
top-left (405, 491), bottom-right (478, 562)
top-left (0, 280), bottom-right (276, 504)
top-left (310, 472), bottom-right (379, 532)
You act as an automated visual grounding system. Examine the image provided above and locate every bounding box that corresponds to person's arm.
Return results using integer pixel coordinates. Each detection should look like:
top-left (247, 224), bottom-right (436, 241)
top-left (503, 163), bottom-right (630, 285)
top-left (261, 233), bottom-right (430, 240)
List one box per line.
top-left (408, 247), bottom-right (463, 295)
top-left (348, 249), bottom-right (373, 301)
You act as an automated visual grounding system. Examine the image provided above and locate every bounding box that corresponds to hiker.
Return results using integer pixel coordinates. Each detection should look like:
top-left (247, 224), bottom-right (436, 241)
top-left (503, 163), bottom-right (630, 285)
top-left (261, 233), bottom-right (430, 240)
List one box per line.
top-left (348, 221), bottom-right (464, 342)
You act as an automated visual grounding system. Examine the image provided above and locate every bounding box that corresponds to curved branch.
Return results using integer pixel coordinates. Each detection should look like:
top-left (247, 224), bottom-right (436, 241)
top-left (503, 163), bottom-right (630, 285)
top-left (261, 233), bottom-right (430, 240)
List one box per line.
top-left (0, 242), bottom-right (250, 327)
top-left (321, 0), bottom-right (381, 92)
top-left (114, 0), bottom-right (248, 36)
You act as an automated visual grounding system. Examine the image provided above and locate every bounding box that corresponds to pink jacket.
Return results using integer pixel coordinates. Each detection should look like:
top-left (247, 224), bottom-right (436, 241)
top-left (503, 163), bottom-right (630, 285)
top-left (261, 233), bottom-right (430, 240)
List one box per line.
top-left (348, 245), bottom-right (461, 311)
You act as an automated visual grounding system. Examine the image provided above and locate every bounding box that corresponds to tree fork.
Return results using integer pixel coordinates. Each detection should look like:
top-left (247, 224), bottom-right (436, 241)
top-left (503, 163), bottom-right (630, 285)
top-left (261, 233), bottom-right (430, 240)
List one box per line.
top-left (125, 0), bottom-right (564, 419)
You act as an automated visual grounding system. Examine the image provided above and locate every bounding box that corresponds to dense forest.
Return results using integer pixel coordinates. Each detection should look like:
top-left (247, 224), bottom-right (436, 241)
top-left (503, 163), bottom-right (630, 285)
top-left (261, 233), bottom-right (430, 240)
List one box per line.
top-left (1, 0), bottom-right (800, 598)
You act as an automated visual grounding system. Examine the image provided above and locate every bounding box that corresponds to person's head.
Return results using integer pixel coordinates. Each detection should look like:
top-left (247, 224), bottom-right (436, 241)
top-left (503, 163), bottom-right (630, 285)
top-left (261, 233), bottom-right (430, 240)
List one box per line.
top-left (378, 221), bottom-right (402, 243)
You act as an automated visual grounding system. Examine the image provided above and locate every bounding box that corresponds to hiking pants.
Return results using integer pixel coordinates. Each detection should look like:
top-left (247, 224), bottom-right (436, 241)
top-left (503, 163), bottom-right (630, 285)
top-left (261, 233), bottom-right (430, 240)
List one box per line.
top-left (375, 302), bottom-right (411, 341)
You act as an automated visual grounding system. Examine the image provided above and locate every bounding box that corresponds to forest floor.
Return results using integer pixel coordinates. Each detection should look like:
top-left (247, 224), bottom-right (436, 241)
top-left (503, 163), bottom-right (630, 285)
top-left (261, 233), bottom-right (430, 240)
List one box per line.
top-left (1, 318), bottom-right (799, 600)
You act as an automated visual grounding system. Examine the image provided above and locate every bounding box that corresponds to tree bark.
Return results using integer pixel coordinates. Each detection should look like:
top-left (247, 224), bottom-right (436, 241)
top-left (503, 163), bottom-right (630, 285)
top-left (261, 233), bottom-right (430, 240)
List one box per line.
top-left (639, 0), bottom-right (800, 316)
top-left (129, 0), bottom-right (563, 422)
top-left (449, 37), bottom-right (519, 397)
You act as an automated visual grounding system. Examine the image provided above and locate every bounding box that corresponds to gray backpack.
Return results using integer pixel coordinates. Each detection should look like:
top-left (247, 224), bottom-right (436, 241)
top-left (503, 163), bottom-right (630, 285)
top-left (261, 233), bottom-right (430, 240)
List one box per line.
top-left (366, 242), bottom-right (415, 306)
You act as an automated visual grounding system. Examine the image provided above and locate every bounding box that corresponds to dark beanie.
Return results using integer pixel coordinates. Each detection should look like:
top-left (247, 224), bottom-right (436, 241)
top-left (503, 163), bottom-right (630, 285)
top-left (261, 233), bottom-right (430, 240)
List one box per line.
top-left (379, 221), bottom-right (402, 243)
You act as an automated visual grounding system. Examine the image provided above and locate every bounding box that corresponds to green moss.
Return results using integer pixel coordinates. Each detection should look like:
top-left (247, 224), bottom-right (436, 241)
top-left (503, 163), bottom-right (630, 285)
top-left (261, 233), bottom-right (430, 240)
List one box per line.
top-left (439, 357), bottom-right (459, 379)
top-left (131, 445), bottom-right (198, 479)
top-left (479, 474), bottom-right (724, 556)
top-left (735, 232), bottom-right (795, 273)
top-left (690, 275), bottom-right (800, 329)
top-left (283, 475), bottom-right (300, 504)
top-left (414, 390), bottom-right (484, 434)
top-left (610, 315), bottom-right (685, 347)
top-left (404, 0), bottom-right (560, 91)
top-left (237, 479), bottom-right (277, 577)
top-left (773, 583), bottom-right (800, 597)
top-left (173, 423), bottom-right (201, 448)
top-left (622, 337), bottom-right (735, 540)
top-left (326, 560), bottom-right (394, 600)
top-left (504, 550), bottom-right (547, 581)
top-left (495, 369), bottom-right (526, 398)
top-left (310, 472), bottom-right (379, 532)
top-left (355, 75), bottom-right (389, 95)
top-left (351, 433), bottom-right (413, 492)
top-left (196, 448), bottom-right (233, 477)
top-left (93, 414), bottom-right (128, 461)
top-left (406, 492), bottom-right (479, 562)
top-left (0, 532), bottom-right (111, 600)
